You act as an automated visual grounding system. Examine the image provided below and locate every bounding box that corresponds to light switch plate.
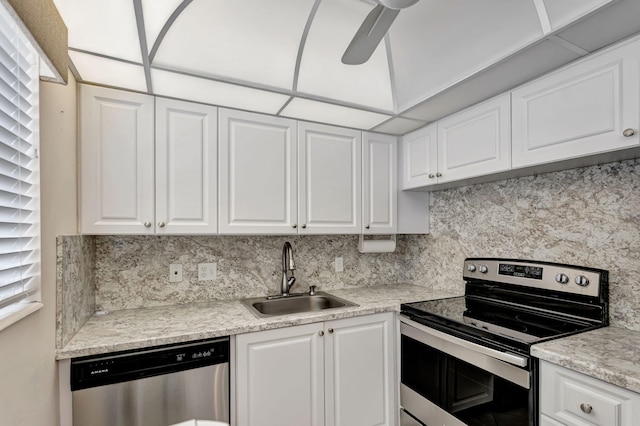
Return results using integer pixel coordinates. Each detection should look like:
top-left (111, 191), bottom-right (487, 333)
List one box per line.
top-left (335, 257), bottom-right (344, 272)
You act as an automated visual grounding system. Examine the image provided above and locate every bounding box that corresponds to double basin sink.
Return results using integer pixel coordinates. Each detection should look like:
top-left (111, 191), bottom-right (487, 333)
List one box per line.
top-left (241, 291), bottom-right (357, 318)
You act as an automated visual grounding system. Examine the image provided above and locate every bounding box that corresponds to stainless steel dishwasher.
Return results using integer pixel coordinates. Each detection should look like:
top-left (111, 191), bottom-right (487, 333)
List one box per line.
top-left (70, 337), bottom-right (230, 426)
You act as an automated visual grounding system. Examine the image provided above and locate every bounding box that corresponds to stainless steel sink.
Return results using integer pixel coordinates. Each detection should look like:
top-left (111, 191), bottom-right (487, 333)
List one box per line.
top-left (241, 292), bottom-right (358, 318)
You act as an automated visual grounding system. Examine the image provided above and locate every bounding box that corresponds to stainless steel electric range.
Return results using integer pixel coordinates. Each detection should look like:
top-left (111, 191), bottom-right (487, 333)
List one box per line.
top-left (399, 258), bottom-right (609, 426)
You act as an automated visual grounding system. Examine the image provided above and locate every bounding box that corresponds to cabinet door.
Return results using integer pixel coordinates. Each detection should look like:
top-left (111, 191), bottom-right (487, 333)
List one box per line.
top-left (298, 122), bottom-right (361, 234)
top-left (79, 85), bottom-right (154, 234)
top-left (325, 313), bottom-right (396, 426)
top-left (236, 323), bottom-right (325, 426)
top-left (512, 38), bottom-right (640, 168)
top-left (363, 133), bottom-right (397, 234)
top-left (155, 98), bottom-right (218, 234)
top-left (437, 94), bottom-right (511, 183)
top-left (219, 109), bottom-right (297, 234)
top-left (399, 124), bottom-right (437, 189)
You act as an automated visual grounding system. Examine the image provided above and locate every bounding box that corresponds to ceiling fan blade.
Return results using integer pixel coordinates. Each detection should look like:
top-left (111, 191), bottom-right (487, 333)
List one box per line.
top-left (342, 4), bottom-right (400, 65)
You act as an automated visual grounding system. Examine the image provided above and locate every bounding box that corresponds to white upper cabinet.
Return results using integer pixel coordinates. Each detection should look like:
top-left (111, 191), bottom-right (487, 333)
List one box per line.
top-left (363, 132), bottom-right (397, 234)
top-left (80, 85), bottom-right (218, 234)
top-left (399, 95), bottom-right (510, 190)
top-left (399, 124), bottom-right (437, 190)
top-left (218, 109), bottom-right (297, 234)
top-left (155, 98), bottom-right (218, 234)
top-left (436, 94), bottom-right (511, 183)
top-left (512, 37), bottom-right (640, 168)
top-left (298, 122), bottom-right (362, 234)
top-left (79, 85), bottom-right (155, 234)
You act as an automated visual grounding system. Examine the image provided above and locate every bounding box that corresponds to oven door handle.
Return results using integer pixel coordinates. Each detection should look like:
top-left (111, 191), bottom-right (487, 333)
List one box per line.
top-left (400, 315), bottom-right (528, 368)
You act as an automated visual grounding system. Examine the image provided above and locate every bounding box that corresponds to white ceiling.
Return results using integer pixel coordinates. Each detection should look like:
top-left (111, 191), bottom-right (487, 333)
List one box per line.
top-left (53, 0), bottom-right (640, 134)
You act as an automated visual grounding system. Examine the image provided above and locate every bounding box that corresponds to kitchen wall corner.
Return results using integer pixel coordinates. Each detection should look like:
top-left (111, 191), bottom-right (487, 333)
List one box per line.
top-left (56, 235), bottom-right (96, 348)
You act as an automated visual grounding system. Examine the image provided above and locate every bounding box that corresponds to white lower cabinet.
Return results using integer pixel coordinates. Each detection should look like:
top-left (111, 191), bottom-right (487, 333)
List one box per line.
top-left (540, 361), bottom-right (640, 426)
top-left (235, 313), bottom-right (396, 426)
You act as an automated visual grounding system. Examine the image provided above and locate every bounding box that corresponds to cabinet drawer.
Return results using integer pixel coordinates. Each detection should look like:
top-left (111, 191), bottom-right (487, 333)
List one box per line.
top-left (540, 361), bottom-right (640, 426)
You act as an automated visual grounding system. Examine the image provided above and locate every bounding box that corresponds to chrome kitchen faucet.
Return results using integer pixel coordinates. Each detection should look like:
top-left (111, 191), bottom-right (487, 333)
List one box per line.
top-left (281, 242), bottom-right (296, 296)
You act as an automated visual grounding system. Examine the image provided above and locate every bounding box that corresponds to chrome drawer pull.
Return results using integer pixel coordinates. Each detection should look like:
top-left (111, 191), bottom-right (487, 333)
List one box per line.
top-left (580, 403), bottom-right (593, 414)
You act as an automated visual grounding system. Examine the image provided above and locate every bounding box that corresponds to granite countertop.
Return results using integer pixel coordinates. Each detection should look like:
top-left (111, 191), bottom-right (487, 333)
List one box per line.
top-left (532, 326), bottom-right (640, 394)
top-left (57, 284), bottom-right (458, 359)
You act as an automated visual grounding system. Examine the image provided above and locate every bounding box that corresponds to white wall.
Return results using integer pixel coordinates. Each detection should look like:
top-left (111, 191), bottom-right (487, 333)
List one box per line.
top-left (0, 74), bottom-right (77, 425)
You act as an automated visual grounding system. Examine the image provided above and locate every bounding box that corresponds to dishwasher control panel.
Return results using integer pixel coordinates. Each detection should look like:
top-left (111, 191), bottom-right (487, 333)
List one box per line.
top-left (71, 336), bottom-right (230, 391)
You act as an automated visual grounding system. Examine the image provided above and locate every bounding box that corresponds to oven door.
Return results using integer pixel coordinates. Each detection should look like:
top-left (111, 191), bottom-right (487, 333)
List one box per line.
top-left (400, 316), bottom-right (535, 426)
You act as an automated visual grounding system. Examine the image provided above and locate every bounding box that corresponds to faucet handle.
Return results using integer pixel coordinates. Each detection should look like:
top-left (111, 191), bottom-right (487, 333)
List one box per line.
top-left (309, 285), bottom-right (317, 296)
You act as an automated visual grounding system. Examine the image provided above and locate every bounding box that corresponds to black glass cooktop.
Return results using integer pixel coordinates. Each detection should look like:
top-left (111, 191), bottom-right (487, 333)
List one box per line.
top-left (401, 296), bottom-right (599, 352)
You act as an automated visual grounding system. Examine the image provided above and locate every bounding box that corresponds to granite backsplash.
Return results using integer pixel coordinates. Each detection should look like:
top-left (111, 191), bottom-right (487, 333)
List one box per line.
top-left (405, 158), bottom-right (640, 331)
top-left (57, 158), bottom-right (640, 344)
top-left (93, 235), bottom-right (407, 312)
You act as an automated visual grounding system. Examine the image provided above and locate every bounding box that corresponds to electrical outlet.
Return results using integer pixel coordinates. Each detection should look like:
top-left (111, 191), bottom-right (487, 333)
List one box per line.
top-left (198, 263), bottom-right (217, 281)
top-left (335, 257), bottom-right (344, 272)
top-left (169, 264), bottom-right (183, 282)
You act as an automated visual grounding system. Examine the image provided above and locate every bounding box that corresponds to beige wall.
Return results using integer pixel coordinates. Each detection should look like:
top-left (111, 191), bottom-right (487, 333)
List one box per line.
top-left (0, 74), bottom-right (77, 425)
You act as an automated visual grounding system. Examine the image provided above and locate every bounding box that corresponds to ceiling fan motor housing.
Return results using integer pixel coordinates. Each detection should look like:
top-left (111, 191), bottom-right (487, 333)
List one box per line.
top-left (377, 0), bottom-right (419, 10)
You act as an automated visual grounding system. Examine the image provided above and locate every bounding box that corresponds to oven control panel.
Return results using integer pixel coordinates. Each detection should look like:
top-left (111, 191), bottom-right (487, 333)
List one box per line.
top-left (463, 259), bottom-right (605, 298)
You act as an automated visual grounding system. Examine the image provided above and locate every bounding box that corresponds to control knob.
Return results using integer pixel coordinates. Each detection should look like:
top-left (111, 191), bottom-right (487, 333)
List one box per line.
top-left (478, 265), bottom-right (488, 274)
top-left (555, 273), bottom-right (569, 284)
top-left (575, 276), bottom-right (590, 286)
top-left (467, 264), bottom-right (477, 272)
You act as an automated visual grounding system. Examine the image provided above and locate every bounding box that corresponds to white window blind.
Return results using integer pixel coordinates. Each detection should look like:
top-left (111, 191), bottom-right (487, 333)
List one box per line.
top-left (0, 2), bottom-right (41, 330)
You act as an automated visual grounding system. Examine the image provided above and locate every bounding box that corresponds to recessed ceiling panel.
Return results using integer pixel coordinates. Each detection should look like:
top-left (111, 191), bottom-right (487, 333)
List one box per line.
top-left (390, 0), bottom-right (544, 112)
top-left (297, 0), bottom-right (394, 112)
top-left (543, 0), bottom-right (613, 31)
top-left (141, 0), bottom-right (184, 50)
top-left (152, 0), bottom-right (315, 90)
top-left (70, 51), bottom-right (147, 92)
top-left (53, 0), bottom-right (142, 62)
top-left (151, 68), bottom-right (290, 114)
top-left (281, 98), bottom-right (390, 129)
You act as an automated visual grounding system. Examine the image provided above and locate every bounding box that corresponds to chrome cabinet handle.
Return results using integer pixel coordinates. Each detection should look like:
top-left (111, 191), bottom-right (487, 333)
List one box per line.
top-left (623, 128), bottom-right (636, 137)
top-left (436, 172), bottom-right (442, 177)
top-left (328, 328), bottom-right (334, 334)
top-left (292, 224), bottom-right (297, 229)
top-left (580, 403), bottom-right (593, 414)
top-left (318, 331), bottom-right (324, 337)
top-left (144, 221), bottom-right (152, 228)
top-left (301, 224), bottom-right (307, 229)
top-left (428, 173), bottom-right (435, 179)
top-left (158, 222), bottom-right (165, 228)
top-left (365, 225), bottom-right (370, 229)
